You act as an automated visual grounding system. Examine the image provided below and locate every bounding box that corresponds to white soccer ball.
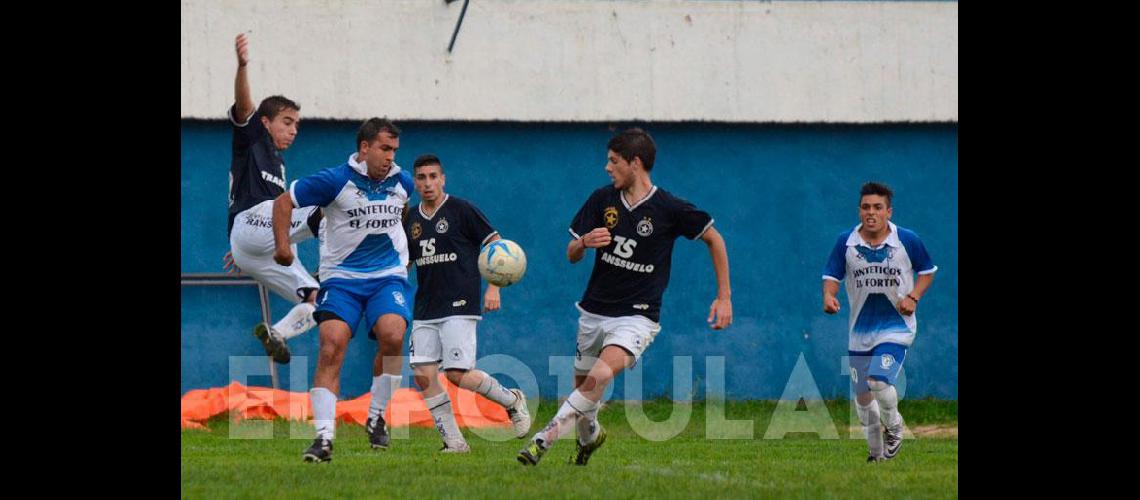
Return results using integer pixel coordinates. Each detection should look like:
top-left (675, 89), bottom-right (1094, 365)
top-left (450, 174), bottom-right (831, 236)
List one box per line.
top-left (478, 239), bottom-right (527, 287)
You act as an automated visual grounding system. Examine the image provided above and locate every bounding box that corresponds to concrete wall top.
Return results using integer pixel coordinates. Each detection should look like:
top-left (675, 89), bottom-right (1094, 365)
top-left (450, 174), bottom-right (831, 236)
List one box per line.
top-left (181, 0), bottom-right (958, 123)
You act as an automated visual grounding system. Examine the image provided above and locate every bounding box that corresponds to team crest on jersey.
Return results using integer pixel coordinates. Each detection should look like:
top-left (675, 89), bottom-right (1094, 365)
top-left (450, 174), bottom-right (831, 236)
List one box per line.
top-left (636, 217), bottom-right (654, 237)
top-left (392, 291), bottom-right (406, 307)
top-left (410, 222), bottom-right (422, 240)
top-left (880, 354), bottom-right (895, 369)
top-left (603, 206), bottom-right (619, 229)
top-left (436, 218), bottom-right (450, 234)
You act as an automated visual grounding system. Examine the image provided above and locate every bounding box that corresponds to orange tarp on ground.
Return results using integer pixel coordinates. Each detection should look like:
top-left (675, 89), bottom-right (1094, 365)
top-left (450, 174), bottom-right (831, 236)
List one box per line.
top-left (181, 377), bottom-right (510, 430)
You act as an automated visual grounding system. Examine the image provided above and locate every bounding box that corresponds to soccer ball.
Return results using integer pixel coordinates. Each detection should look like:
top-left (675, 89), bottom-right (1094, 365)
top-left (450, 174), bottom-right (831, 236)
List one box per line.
top-left (478, 239), bottom-right (527, 287)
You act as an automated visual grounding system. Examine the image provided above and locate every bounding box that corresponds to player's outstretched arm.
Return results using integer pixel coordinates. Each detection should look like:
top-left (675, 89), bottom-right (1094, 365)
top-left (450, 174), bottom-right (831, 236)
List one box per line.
top-left (701, 226), bottom-right (732, 330)
top-left (272, 193), bottom-right (296, 266)
top-left (233, 33), bottom-right (254, 122)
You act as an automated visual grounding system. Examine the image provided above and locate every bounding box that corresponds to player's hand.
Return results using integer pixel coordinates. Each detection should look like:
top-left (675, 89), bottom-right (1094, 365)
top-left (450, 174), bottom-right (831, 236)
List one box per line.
top-left (582, 227), bottom-right (612, 248)
top-left (823, 295), bottom-right (841, 314)
top-left (708, 297), bottom-right (733, 330)
top-left (484, 286), bottom-right (501, 312)
top-left (223, 251), bottom-right (241, 274)
top-left (235, 33), bottom-right (249, 67)
top-left (897, 296), bottom-right (917, 316)
top-left (273, 246), bottom-right (294, 266)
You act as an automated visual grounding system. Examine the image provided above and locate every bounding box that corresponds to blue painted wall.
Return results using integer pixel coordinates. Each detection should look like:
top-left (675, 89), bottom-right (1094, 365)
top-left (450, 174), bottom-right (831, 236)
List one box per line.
top-left (181, 121), bottom-right (958, 400)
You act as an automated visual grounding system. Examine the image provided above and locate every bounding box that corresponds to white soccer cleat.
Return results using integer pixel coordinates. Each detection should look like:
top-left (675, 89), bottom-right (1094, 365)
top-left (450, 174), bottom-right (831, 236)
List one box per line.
top-left (506, 388), bottom-right (532, 438)
top-left (883, 415), bottom-right (905, 459)
top-left (441, 440), bottom-right (471, 453)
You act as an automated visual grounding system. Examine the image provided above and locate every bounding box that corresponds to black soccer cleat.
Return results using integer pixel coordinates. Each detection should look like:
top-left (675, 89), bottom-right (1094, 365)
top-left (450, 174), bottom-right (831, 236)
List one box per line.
top-left (367, 415), bottom-right (390, 449)
top-left (572, 424), bottom-right (607, 466)
top-left (303, 437), bottom-right (333, 463)
top-left (253, 323), bottom-right (291, 364)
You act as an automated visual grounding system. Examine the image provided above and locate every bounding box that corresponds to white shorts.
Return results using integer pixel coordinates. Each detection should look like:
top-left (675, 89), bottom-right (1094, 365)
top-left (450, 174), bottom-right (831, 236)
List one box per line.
top-left (409, 317), bottom-right (480, 370)
top-left (229, 200), bottom-right (320, 303)
top-left (574, 304), bottom-right (661, 374)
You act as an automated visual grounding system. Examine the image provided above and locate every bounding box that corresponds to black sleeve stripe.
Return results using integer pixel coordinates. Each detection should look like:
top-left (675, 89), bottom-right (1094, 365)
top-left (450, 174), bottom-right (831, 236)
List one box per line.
top-left (306, 208), bottom-right (323, 237)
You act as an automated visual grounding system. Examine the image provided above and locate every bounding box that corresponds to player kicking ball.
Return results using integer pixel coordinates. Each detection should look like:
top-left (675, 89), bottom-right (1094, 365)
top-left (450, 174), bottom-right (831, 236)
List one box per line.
top-left (404, 154), bottom-right (531, 452)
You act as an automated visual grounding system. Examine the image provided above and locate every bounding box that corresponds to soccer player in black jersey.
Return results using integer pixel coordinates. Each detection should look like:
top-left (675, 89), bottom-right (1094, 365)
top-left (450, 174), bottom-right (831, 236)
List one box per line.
top-left (406, 154), bottom-right (532, 453)
top-left (519, 128), bottom-right (733, 466)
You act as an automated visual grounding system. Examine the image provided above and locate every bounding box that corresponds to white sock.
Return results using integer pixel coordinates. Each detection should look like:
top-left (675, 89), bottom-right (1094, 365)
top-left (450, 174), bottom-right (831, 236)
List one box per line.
top-left (874, 384), bottom-right (903, 430)
top-left (534, 390), bottom-right (598, 448)
top-left (310, 387), bottom-right (337, 441)
top-left (856, 399), bottom-right (883, 457)
top-left (369, 374), bottom-right (402, 421)
top-left (425, 392), bottom-right (465, 444)
top-left (274, 302), bottom-right (316, 340)
top-left (472, 371), bottom-right (518, 408)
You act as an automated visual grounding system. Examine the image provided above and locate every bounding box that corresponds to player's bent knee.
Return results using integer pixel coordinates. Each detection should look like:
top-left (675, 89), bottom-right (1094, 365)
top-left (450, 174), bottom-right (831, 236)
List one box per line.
top-left (444, 369), bottom-right (468, 386)
top-left (318, 342), bottom-right (346, 362)
top-left (579, 373), bottom-right (608, 394)
top-left (867, 379), bottom-right (891, 392)
top-left (374, 331), bottom-right (403, 353)
top-left (413, 373), bottom-right (433, 390)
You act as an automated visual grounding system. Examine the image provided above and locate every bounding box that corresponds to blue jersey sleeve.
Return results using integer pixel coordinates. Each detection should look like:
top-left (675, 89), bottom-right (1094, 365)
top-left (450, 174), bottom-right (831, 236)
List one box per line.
top-left (823, 232), bottom-right (849, 281)
top-left (898, 228), bottom-right (937, 274)
top-left (291, 166), bottom-right (344, 208)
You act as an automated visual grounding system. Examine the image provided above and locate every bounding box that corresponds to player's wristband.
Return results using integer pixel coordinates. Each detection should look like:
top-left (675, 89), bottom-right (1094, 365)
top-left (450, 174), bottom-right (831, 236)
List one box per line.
top-left (906, 294), bottom-right (919, 303)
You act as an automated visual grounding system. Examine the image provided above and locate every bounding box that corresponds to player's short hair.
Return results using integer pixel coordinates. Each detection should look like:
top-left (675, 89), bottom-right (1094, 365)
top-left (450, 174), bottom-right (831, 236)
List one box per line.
top-left (607, 127), bottom-right (657, 172)
top-left (413, 154), bottom-right (444, 173)
top-left (356, 118), bottom-right (402, 148)
top-left (859, 182), bottom-right (894, 207)
top-left (257, 95), bottom-right (300, 120)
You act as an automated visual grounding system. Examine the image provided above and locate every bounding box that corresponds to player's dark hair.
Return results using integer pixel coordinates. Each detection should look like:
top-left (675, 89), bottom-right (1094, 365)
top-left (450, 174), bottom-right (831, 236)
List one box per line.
top-left (859, 182), bottom-right (894, 207)
top-left (257, 95), bottom-right (300, 120)
top-left (413, 154), bottom-right (444, 173)
top-left (607, 128), bottom-right (657, 172)
top-left (356, 118), bottom-right (401, 149)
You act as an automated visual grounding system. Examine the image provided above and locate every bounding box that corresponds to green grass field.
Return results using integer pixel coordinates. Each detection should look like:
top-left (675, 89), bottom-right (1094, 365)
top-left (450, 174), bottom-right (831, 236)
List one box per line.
top-left (182, 399), bottom-right (957, 498)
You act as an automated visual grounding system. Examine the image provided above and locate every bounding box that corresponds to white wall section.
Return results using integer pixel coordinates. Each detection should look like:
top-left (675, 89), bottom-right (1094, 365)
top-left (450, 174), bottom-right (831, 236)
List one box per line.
top-left (181, 0), bottom-right (957, 122)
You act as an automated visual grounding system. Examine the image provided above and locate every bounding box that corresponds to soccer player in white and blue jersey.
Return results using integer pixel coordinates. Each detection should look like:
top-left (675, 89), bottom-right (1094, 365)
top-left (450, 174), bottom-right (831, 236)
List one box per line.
top-left (822, 182), bottom-right (937, 463)
top-left (271, 118), bottom-right (414, 463)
